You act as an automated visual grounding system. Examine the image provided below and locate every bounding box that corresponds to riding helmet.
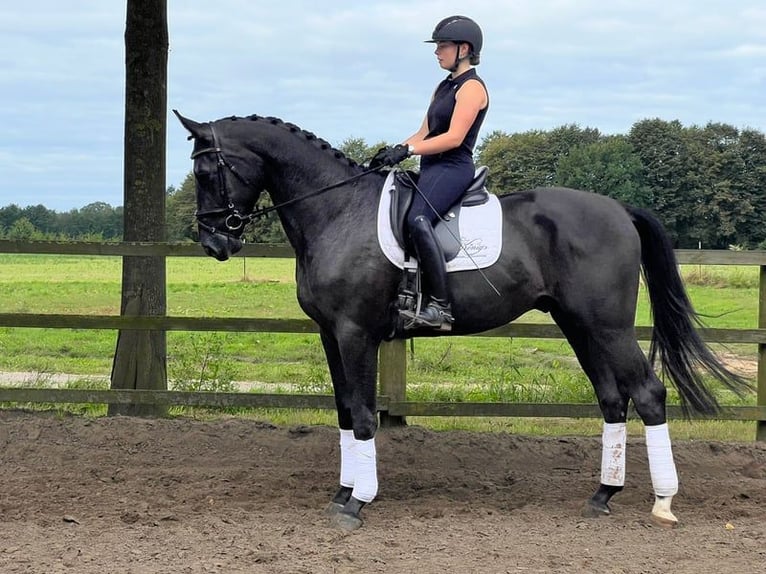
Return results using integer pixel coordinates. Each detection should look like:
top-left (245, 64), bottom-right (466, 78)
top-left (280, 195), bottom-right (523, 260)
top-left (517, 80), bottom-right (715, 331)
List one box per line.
top-left (425, 15), bottom-right (483, 65)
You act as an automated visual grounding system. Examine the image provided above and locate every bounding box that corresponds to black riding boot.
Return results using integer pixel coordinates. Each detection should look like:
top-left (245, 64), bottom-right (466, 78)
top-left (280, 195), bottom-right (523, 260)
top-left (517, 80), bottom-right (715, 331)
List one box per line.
top-left (400, 215), bottom-right (454, 332)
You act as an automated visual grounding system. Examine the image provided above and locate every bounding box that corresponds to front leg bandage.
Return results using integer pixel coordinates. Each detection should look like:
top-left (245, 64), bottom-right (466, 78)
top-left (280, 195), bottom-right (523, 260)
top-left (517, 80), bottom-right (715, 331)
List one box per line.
top-left (339, 429), bottom-right (355, 488)
top-left (351, 437), bottom-right (378, 503)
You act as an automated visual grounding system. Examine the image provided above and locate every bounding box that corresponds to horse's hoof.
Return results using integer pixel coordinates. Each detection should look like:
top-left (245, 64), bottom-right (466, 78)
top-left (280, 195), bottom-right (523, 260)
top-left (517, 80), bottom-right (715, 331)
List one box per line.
top-left (324, 502), bottom-right (344, 516)
top-left (650, 496), bottom-right (678, 528)
top-left (650, 513), bottom-right (679, 528)
top-left (332, 511), bottom-right (363, 531)
top-left (581, 500), bottom-right (610, 518)
top-left (650, 511), bottom-right (678, 528)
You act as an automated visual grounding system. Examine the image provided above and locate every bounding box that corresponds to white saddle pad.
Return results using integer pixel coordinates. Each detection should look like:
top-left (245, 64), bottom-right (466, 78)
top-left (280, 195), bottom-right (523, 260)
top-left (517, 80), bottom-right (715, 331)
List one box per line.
top-left (376, 170), bottom-right (503, 272)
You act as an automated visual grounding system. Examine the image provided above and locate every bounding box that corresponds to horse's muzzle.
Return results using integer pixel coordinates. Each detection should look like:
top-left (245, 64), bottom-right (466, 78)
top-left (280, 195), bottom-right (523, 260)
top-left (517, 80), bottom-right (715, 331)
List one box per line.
top-left (200, 230), bottom-right (243, 261)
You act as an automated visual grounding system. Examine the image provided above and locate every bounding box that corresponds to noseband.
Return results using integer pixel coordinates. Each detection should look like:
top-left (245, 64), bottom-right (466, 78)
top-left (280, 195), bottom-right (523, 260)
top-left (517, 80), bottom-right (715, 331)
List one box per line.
top-left (191, 124), bottom-right (255, 236)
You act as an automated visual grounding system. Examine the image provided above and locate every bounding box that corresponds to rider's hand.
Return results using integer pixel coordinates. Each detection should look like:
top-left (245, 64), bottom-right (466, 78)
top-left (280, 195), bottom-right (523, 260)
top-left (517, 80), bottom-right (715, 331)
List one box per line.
top-left (368, 144), bottom-right (411, 169)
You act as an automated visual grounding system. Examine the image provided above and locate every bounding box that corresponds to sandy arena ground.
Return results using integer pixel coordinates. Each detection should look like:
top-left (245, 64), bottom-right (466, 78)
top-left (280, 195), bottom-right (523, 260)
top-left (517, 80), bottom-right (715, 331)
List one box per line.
top-left (0, 410), bottom-right (764, 573)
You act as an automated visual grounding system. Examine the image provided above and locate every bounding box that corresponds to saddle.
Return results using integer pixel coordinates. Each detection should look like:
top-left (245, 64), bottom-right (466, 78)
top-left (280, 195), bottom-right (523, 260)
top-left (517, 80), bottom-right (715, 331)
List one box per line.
top-left (389, 166), bottom-right (490, 260)
top-left (384, 166), bottom-right (492, 338)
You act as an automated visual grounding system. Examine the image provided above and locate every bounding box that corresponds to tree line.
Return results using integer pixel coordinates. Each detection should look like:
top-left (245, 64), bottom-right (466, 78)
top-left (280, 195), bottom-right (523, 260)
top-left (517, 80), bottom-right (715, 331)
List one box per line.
top-left (2, 118), bottom-right (765, 249)
top-left (477, 118), bottom-right (766, 249)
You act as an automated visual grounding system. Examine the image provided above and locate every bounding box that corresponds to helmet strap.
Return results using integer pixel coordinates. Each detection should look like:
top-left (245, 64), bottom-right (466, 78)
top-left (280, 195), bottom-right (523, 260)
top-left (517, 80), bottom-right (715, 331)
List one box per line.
top-left (449, 53), bottom-right (460, 73)
top-left (449, 42), bottom-right (466, 73)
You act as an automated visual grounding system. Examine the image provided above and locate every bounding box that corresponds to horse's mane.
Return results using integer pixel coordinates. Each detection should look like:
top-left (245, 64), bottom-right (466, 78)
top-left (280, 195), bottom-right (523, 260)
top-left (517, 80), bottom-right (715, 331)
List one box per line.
top-left (217, 114), bottom-right (363, 172)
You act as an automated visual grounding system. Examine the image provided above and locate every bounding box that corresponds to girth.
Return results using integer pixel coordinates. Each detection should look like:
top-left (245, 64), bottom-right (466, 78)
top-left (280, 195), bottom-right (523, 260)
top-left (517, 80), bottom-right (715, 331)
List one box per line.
top-left (389, 166), bottom-right (490, 261)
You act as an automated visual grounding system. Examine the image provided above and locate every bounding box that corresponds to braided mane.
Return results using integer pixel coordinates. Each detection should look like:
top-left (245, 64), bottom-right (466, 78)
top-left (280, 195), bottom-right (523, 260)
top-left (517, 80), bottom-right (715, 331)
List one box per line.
top-left (217, 114), bottom-right (363, 171)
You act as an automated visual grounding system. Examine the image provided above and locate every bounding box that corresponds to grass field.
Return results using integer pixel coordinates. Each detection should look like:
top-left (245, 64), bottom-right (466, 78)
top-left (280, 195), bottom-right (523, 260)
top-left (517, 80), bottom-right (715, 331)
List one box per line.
top-left (0, 254), bottom-right (761, 440)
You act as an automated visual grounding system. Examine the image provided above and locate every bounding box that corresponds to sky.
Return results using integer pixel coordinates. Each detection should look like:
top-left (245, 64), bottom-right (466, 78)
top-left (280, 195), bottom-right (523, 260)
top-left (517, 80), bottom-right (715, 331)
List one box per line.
top-left (0, 1), bottom-right (764, 211)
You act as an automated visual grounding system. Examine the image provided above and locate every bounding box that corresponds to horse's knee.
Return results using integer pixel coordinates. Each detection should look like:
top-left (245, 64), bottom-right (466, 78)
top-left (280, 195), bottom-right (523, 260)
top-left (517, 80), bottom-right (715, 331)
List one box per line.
top-left (335, 408), bottom-right (353, 430)
top-left (630, 376), bottom-right (667, 425)
top-left (352, 408), bottom-right (378, 441)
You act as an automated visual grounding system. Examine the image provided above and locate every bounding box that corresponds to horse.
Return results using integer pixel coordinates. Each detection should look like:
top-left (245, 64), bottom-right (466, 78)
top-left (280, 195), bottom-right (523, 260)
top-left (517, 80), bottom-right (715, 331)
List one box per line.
top-left (174, 110), bottom-right (751, 531)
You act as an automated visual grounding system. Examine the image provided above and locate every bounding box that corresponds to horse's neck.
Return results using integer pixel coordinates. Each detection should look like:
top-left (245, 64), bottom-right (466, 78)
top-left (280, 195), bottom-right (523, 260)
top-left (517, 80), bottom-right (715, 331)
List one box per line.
top-left (245, 123), bottom-right (358, 202)
top-left (255, 151), bottom-right (377, 256)
top-left (270, 173), bottom-right (380, 258)
top-left (234, 118), bottom-right (380, 257)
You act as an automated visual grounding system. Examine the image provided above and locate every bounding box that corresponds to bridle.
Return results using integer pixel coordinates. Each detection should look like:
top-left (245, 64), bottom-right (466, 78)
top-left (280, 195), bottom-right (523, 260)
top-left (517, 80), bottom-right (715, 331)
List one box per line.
top-left (190, 124), bottom-right (256, 237)
top-left (190, 123), bottom-right (383, 238)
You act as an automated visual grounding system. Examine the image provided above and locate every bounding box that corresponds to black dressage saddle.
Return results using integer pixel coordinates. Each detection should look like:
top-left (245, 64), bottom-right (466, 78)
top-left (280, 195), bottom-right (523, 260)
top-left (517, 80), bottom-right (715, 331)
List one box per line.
top-left (388, 166), bottom-right (490, 261)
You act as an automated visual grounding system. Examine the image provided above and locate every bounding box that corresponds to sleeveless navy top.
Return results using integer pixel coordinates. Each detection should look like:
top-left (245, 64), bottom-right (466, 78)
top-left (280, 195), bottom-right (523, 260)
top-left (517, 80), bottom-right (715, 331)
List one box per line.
top-left (422, 68), bottom-right (488, 165)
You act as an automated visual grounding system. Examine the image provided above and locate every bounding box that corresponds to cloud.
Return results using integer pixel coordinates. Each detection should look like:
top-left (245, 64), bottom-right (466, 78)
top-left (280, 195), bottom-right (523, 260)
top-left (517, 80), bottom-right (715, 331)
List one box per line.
top-left (0, 1), bottom-right (764, 210)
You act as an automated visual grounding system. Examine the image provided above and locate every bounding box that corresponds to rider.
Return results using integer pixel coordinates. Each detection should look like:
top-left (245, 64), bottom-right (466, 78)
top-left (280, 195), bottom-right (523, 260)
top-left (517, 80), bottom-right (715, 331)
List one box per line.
top-left (371, 15), bottom-right (489, 331)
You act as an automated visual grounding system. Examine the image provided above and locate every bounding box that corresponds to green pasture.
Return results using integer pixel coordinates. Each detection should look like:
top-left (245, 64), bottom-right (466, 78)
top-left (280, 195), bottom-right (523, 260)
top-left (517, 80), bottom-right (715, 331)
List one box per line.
top-left (0, 254), bottom-right (760, 440)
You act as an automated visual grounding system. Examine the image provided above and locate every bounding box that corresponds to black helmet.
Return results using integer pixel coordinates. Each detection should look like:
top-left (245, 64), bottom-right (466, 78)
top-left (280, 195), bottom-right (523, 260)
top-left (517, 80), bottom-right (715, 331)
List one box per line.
top-left (425, 15), bottom-right (483, 65)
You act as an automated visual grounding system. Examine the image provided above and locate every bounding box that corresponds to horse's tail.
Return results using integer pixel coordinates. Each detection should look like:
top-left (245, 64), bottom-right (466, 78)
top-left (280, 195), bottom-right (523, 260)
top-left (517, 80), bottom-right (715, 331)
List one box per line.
top-left (625, 205), bottom-right (753, 416)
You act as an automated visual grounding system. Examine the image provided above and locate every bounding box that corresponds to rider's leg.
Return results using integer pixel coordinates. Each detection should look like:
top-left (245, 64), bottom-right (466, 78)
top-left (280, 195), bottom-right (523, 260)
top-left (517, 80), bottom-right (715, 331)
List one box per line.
top-left (400, 215), bottom-right (454, 331)
top-left (400, 159), bottom-right (473, 331)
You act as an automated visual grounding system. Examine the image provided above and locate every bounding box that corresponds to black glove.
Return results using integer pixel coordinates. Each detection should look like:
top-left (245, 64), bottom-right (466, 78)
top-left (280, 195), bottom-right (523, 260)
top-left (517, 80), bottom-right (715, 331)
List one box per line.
top-left (368, 144), bottom-right (411, 169)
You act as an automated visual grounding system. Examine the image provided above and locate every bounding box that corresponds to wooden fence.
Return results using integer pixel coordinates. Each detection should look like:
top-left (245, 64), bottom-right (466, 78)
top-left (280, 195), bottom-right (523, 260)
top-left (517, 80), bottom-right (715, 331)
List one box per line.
top-left (1, 240), bottom-right (765, 440)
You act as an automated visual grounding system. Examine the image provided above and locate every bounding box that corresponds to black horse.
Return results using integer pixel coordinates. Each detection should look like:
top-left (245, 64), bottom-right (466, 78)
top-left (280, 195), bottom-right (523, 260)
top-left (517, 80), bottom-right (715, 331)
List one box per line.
top-left (175, 111), bottom-right (750, 530)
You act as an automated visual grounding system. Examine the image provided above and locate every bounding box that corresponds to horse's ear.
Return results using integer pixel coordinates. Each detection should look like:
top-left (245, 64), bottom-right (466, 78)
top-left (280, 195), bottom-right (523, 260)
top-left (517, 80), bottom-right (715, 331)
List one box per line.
top-left (173, 109), bottom-right (203, 140)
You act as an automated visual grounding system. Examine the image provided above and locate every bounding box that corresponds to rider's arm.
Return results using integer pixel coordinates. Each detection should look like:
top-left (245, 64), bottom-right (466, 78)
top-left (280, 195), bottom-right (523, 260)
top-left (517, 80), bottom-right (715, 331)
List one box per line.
top-left (405, 79), bottom-right (487, 156)
top-left (404, 115), bottom-right (430, 147)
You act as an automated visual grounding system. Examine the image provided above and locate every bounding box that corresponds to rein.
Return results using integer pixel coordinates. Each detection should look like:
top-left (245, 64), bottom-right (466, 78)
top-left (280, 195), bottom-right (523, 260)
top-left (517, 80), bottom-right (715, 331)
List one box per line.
top-left (192, 124), bottom-right (383, 236)
top-left (247, 166), bottom-right (383, 219)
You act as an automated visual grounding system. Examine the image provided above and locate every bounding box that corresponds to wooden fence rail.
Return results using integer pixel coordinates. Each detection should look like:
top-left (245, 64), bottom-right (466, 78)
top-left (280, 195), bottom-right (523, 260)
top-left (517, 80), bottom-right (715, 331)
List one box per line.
top-left (1, 240), bottom-right (765, 439)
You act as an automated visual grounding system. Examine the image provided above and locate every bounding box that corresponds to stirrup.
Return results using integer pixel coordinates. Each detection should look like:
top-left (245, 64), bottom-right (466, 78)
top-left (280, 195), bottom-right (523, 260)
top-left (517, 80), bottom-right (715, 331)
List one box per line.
top-left (400, 301), bottom-right (454, 332)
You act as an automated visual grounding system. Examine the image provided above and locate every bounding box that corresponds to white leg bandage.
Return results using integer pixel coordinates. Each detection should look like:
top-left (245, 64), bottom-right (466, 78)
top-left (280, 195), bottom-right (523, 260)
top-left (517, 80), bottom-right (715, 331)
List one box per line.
top-left (645, 423), bottom-right (678, 497)
top-left (601, 422), bottom-right (627, 487)
top-left (351, 437), bottom-right (378, 503)
top-left (339, 429), bottom-right (355, 488)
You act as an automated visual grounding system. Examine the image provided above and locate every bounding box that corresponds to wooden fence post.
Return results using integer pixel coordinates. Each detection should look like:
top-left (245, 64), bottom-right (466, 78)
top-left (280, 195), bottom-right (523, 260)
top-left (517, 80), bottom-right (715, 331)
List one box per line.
top-left (378, 339), bottom-right (407, 427)
top-left (757, 266), bottom-right (766, 442)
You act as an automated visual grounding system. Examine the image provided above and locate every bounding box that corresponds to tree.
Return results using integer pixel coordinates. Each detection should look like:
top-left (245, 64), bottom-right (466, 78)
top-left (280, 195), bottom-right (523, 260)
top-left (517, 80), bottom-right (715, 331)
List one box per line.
top-left (22, 204), bottom-right (56, 235)
top-left (338, 137), bottom-right (418, 170)
top-left (476, 129), bottom-right (552, 192)
top-left (78, 202), bottom-right (123, 239)
top-left (166, 171), bottom-right (290, 243)
top-left (243, 196), bottom-right (288, 243)
top-left (684, 123), bottom-right (755, 248)
top-left (338, 137), bottom-right (380, 165)
top-left (737, 128), bottom-right (766, 247)
top-left (4, 116), bottom-right (764, 250)
top-left (6, 217), bottom-right (43, 240)
top-left (476, 125), bottom-right (601, 193)
top-left (110, 0), bottom-right (169, 416)
top-left (0, 204), bottom-right (23, 231)
top-left (0, 203), bottom-right (119, 240)
top-left (546, 124), bottom-right (601, 166)
top-left (555, 136), bottom-right (651, 207)
top-left (628, 119), bottom-right (699, 246)
top-left (166, 175), bottom-right (196, 241)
